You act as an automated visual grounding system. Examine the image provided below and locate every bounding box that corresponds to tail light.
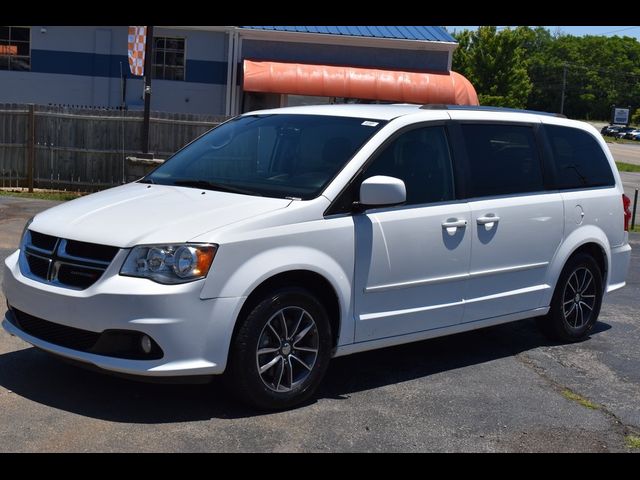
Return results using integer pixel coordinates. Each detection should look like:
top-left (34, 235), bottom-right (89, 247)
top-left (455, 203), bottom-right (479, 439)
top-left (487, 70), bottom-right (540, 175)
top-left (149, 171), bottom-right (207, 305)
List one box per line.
top-left (623, 194), bottom-right (632, 231)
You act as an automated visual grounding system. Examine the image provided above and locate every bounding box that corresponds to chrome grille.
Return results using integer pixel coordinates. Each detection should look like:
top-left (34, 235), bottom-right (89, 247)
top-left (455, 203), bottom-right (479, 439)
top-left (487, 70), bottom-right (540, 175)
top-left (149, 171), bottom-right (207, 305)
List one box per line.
top-left (20, 231), bottom-right (119, 290)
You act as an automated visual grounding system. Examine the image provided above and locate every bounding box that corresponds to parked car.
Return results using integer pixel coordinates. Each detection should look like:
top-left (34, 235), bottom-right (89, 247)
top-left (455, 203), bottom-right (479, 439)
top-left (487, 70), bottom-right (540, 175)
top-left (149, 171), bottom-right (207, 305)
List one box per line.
top-left (601, 124), bottom-right (623, 136)
top-left (601, 124), bottom-right (628, 137)
top-left (622, 129), bottom-right (640, 140)
top-left (615, 127), bottom-right (636, 138)
top-left (2, 104), bottom-right (632, 409)
top-left (601, 124), bottom-right (613, 134)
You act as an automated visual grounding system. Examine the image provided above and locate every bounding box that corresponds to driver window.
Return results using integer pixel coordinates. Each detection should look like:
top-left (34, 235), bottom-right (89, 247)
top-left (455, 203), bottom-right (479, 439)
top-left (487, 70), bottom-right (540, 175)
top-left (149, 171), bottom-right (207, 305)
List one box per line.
top-left (363, 126), bottom-right (454, 206)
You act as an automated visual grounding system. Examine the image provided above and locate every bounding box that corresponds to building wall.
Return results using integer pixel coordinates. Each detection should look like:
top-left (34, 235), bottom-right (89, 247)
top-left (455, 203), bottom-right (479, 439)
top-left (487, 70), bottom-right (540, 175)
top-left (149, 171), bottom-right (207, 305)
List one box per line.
top-left (0, 26), bottom-right (454, 115)
top-left (0, 26), bottom-right (229, 114)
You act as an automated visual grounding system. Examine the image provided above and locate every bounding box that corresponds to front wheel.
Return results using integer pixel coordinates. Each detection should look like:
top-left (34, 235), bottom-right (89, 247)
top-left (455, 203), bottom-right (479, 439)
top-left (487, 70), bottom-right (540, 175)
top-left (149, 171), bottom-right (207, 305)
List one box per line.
top-left (227, 287), bottom-right (332, 410)
top-left (536, 253), bottom-right (603, 342)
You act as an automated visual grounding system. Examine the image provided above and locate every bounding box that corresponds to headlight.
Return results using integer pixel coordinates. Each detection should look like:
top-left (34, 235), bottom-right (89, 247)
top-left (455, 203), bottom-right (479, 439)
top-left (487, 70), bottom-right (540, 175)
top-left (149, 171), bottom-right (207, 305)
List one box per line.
top-left (120, 243), bottom-right (217, 284)
top-left (20, 217), bottom-right (34, 249)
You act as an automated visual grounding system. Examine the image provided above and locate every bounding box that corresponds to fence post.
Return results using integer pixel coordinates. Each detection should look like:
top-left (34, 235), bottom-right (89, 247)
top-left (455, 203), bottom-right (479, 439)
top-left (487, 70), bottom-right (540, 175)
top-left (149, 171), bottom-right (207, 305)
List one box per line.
top-left (632, 189), bottom-right (638, 230)
top-left (27, 104), bottom-right (35, 192)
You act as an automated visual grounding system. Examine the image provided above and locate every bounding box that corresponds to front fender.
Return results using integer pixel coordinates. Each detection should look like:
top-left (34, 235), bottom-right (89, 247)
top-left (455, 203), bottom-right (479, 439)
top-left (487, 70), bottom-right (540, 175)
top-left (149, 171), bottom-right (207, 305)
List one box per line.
top-left (200, 216), bottom-right (357, 346)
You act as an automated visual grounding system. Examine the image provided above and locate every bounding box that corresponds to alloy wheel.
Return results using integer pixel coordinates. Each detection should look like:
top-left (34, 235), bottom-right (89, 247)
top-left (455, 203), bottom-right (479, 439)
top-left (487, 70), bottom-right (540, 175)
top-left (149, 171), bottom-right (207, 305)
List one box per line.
top-left (256, 306), bottom-right (319, 392)
top-left (561, 267), bottom-right (597, 329)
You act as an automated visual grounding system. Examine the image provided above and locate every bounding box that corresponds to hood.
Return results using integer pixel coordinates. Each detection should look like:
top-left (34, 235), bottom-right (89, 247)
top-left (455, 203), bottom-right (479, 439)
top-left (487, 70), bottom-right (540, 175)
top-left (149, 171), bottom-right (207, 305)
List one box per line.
top-left (29, 183), bottom-right (292, 247)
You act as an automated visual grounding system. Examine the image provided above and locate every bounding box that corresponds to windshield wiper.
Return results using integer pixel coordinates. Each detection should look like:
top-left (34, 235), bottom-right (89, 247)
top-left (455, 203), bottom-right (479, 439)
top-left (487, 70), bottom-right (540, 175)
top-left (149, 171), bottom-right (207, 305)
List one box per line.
top-left (172, 179), bottom-right (260, 196)
top-left (138, 178), bottom-right (155, 184)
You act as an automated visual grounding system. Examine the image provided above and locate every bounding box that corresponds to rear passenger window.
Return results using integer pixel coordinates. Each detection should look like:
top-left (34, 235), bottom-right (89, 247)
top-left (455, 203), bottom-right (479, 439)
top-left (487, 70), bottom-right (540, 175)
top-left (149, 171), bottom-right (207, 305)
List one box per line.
top-left (461, 124), bottom-right (544, 197)
top-left (545, 125), bottom-right (615, 189)
top-left (363, 126), bottom-right (454, 205)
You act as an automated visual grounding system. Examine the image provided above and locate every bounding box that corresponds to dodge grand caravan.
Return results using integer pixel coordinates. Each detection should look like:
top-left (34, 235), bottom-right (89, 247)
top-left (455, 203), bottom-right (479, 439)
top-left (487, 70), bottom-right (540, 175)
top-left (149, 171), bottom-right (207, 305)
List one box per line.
top-left (2, 104), bottom-right (632, 409)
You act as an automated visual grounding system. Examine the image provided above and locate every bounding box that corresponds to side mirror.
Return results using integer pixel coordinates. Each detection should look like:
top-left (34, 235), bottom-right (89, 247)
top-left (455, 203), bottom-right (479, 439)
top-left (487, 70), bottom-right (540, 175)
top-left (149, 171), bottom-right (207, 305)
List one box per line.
top-left (358, 175), bottom-right (406, 208)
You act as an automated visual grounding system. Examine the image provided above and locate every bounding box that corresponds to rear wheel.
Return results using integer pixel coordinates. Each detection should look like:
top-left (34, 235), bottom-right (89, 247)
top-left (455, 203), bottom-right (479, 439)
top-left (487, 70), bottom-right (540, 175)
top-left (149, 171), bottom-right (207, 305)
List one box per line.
top-left (537, 253), bottom-right (603, 342)
top-left (227, 287), bottom-right (332, 410)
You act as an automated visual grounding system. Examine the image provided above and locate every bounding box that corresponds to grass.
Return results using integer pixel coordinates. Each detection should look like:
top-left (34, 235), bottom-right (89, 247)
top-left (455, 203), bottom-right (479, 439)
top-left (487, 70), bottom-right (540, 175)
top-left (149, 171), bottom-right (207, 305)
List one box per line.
top-left (605, 137), bottom-right (639, 145)
top-left (616, 161), bottom-right (640, 172)
top-left (0, 189), bottom-right (84, 201)
top-left (561, 389), bottom-right (600, 410)
top-left (625, 435), bottom-right (640, 449)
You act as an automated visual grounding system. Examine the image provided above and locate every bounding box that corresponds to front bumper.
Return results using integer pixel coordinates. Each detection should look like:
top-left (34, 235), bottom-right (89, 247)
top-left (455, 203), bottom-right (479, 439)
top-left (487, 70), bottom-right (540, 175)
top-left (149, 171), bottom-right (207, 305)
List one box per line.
top-left (2, 250), bottom-right (245, 377)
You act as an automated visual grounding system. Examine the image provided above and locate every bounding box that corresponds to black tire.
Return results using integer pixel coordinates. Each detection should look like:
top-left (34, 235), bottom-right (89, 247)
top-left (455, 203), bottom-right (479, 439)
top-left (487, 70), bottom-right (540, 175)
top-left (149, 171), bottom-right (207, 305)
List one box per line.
top-left (226, 287), bottom-right (332, 410)
top-left (536, 253), bottom-right (603, 342)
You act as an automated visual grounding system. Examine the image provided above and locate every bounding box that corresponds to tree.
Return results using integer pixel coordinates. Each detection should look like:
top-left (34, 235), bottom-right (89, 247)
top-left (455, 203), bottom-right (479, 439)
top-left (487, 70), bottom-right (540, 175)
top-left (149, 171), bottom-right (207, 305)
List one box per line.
top-left (453, 26), bottom-right (532, 109)
top-left (450, 26), bottom-right (640, 120)
top-left (525, 33), bottom-right (640, 118)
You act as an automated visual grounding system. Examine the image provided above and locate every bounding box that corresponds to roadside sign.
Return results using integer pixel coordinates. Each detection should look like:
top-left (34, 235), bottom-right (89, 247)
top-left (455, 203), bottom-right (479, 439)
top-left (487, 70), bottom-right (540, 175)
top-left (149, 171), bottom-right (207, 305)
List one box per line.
top-left (612, 107), bottom-right (630, 125)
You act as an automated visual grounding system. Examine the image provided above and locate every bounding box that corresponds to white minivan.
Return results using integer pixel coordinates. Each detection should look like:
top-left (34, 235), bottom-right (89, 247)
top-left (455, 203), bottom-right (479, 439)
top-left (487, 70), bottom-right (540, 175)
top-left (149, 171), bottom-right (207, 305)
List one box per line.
top-left (2, 104), bottom-right (632, 409)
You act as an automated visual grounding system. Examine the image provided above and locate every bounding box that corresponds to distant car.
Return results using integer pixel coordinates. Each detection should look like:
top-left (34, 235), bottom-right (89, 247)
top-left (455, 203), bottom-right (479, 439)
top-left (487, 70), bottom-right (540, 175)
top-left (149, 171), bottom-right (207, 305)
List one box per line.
top-left (601, 125), bottom-right (625, 137)
top-left (615, 127), bottom-right (636, 139)
top-left (622, 129), bottom-right (640, 140)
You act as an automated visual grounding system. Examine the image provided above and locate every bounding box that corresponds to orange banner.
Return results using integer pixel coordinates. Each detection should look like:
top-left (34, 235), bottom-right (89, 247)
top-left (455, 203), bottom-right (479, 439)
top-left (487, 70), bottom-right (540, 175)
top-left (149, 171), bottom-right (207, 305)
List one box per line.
top-left (127, 26), bottom-right (146, 76)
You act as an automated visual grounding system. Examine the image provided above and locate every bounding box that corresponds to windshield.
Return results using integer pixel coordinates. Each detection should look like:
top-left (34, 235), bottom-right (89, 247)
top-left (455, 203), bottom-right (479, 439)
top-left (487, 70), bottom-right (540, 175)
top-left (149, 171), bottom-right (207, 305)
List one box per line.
top-left (143, 114), bottom-right (387, 199)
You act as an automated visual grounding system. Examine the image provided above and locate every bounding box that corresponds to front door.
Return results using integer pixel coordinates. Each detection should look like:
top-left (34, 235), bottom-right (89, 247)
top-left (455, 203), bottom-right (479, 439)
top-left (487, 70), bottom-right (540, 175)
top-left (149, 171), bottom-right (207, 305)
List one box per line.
top-left (353, 125), bottom-right (472, 342)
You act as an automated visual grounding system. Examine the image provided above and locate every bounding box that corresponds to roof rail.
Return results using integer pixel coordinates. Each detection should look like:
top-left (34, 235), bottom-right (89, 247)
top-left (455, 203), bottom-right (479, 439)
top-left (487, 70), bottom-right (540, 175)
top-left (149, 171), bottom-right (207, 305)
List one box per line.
top-left (419, 104), bottom-right (567, 119)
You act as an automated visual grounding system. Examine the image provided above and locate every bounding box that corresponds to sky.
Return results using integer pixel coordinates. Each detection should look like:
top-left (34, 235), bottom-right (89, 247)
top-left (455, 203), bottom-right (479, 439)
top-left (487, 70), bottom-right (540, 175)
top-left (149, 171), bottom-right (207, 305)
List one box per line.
top-left (445, 26), bottom-right (640, 40)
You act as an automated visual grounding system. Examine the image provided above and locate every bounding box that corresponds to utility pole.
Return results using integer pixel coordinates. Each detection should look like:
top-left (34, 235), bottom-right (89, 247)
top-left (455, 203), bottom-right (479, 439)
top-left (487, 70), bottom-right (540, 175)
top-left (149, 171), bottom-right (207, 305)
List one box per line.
top-left (560, 63), bottom-right (567, 115)
top-left (141, 25), bottom-right (154, 155)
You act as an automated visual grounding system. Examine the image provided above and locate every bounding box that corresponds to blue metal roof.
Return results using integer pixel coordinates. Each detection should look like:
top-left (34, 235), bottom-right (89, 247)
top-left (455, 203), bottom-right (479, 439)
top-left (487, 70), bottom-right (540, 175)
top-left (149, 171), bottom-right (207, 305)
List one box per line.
top-left (239, 26), bottom-right (456, 43)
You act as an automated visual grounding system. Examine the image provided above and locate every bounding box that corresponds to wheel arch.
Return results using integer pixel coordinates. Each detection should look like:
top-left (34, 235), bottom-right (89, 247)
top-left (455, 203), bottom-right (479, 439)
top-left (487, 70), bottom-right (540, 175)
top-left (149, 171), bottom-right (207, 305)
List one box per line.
top-left (545, 225), bottom-right (610, 305)
top-left (231, 269), bottom-right (343, 354)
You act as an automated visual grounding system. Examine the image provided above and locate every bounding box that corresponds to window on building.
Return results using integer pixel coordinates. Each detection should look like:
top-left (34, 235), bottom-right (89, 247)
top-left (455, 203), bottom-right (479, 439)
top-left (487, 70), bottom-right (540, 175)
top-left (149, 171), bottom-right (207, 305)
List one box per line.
top-left (152, 36), bottom-right (185, 81)
top-left (0, 26), bottom-right (30, 71)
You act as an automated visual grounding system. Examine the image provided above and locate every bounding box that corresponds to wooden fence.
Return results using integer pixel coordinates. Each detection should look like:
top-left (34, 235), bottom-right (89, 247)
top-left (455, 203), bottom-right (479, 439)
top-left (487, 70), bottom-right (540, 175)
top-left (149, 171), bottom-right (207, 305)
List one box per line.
top-left (0, 103), bottom-right (229, 191)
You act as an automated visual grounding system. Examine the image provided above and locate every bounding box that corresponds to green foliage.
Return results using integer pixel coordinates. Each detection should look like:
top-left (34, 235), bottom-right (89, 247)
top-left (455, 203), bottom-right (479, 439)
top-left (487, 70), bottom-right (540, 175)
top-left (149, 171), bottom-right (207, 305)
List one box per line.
top-left (452, 26), bottom-right (640, 120)
top-left (632, 109), bottom-right (640, 125)
top-left (626, 435), bottom-right (640, 449)
top-left (453, 26), bottom-right (532, 108)
top-left (616, 162), bottom-right (640, 172)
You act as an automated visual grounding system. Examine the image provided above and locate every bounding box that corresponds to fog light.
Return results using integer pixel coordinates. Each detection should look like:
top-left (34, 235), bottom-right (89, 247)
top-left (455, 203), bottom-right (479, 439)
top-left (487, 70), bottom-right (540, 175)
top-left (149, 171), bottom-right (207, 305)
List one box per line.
top-left (140, 334), bottom-right (152, 354)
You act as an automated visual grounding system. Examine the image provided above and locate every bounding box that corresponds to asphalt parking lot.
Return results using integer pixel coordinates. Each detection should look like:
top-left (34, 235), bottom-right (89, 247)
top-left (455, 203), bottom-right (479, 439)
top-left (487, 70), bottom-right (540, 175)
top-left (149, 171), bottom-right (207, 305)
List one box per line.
top-left (0, 195), bottom-right (638, 452)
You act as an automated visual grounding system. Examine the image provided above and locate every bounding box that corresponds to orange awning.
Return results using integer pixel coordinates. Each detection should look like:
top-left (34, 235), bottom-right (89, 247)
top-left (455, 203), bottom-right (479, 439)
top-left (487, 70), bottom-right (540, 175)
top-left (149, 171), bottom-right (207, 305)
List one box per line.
top-left (243, 60), bottom-right (479, 106)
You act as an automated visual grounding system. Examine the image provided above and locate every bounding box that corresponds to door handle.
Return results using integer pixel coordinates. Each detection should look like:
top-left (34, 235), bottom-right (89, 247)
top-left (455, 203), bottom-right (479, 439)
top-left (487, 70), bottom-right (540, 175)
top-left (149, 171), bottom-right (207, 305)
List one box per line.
top-left (477, 215), bottom-right (500, 225)
top-left (441, 219), bottom-right (467, 229)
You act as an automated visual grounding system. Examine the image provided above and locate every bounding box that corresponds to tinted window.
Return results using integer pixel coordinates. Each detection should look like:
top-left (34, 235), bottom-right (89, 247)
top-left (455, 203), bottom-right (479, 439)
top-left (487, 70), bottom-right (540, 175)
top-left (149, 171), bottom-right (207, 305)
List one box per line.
top-left (0, 26), bottom-right (30, 72)
top-left (145, 114), bottom-right (386, 199)
top-left (461, 124), bottom-right (543, 197)
top-left (545, 125), bottom-right (614, 189)
top-left (363, 126), bottom-right (454, 205)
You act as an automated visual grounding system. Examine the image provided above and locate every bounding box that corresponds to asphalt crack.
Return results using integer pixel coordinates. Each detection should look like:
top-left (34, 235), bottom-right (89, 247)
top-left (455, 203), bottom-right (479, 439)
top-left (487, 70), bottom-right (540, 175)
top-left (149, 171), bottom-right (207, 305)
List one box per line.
top-left (515, 351), bottom-right (640, 449)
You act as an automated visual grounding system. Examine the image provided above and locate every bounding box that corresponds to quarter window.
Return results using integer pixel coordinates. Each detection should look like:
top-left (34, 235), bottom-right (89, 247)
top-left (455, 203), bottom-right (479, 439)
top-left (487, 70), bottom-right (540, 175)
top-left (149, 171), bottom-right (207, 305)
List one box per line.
top-left (362, 126), bottom-right (455, 205)
top-left (152, 36), bottom-right (185, 81)
top-left (0, 26), bottom-right (30, 71)
top-left (461, 124), bottom-right (544, 197)
top-left (545, 125), bottom-right (615, 189)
